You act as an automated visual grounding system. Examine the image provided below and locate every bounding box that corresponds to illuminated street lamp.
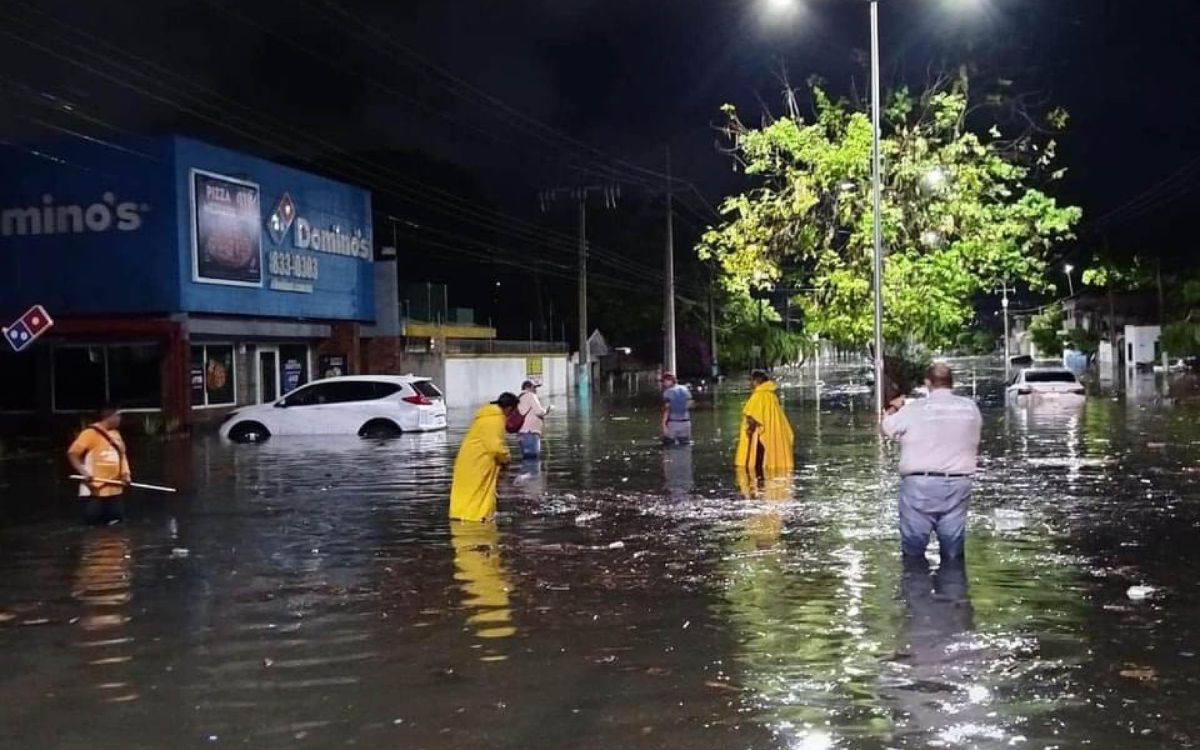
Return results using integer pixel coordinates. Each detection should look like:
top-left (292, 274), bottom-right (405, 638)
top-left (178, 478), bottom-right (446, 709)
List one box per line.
top-left (759, 0), bottom-right (979, 415)
top-left (1063, 263), bottom-right (1075, 296)
top-left (762, 0), bottom-right (887, 414)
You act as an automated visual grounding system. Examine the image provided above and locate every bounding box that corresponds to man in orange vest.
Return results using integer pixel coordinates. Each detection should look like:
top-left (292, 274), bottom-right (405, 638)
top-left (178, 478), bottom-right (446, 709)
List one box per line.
top-left (67, 405), bottom-right (132, 525)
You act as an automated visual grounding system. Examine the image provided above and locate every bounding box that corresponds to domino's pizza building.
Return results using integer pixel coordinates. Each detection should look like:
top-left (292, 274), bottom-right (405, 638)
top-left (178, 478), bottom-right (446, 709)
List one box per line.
top-left (0, 136), bottom-right (379, 434)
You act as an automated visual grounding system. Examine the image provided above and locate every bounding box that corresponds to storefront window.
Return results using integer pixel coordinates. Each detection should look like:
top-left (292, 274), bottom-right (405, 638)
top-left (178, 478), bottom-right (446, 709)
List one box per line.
top-left (190, 344), bottom-right (236, 407)
top-left (53, 346), bottom-right (107, 412)
top-left (108, 344), bottom-right (162, 409)
top-left (0, 350), bottom-right (38, 411)
top-left (54, 344), bottom-right (161, 412)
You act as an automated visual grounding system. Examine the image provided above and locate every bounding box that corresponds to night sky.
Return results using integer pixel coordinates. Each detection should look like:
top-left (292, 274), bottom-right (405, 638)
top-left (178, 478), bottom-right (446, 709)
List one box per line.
top-left (2, 0), bottom-right (1197, 340)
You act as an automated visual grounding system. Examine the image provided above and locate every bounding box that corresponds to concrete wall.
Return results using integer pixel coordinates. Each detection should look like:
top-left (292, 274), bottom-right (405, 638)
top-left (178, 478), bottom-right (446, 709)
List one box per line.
top-left (1125, 325), bottom-right (1161, 366)
top-left (363, 337), bottom-right (446, 386)
top-left (445, 355), bottom-right (569, 409)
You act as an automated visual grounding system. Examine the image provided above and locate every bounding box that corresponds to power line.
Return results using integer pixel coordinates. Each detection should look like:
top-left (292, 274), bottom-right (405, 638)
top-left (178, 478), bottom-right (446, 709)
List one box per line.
top-left (0, 7), bottom-right (671, 283)
top-left (1086, 154), bottom-right (1200, 232)
top-left (306, 0), bottom-right (710, 195)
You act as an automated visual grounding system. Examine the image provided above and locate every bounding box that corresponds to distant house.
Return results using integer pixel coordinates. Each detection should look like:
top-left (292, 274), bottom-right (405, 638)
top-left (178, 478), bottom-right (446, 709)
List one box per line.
top-left (1063, 291), bottom-right (1158, 338)
top-left (586, 329), bottom-right (610, 361)
top-left (1063, 291), bottom-right (1160, 369)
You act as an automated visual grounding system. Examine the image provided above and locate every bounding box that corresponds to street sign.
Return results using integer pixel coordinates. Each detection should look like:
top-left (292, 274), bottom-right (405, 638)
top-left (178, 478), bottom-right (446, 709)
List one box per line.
top-left (3, 304), bottom-right (54, 352)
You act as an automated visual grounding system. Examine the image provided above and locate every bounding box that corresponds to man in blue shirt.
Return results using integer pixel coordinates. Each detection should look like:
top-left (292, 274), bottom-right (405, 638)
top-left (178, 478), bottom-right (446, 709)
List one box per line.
top-left (660, 373), bottom-right (692, 446)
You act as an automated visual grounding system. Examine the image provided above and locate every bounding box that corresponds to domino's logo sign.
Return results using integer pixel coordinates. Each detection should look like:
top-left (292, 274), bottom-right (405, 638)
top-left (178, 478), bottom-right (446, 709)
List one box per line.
top-left (3, 305), bottom-right (54, 352)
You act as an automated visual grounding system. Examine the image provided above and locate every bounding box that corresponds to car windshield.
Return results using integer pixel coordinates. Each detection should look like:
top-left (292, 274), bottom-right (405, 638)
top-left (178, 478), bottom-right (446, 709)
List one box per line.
top-left (1025, 370), bottom-right (1078, 383)
top-left (412, 381), bottom-right (442, 399)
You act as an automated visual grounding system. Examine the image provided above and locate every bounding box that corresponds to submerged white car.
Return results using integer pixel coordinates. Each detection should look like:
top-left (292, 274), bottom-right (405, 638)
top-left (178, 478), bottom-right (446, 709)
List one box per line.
top-left (1006, 367), bottom-right (1085, 402)
top-left (220, 375), bottom-right (447, 442)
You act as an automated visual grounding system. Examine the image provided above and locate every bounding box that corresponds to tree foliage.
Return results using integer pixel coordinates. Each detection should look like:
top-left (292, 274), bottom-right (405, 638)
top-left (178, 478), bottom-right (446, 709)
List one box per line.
top-left (716, 290), bottom-right (807, 371)
top-left (697, 74), bottom-right (1082, 349)
top-left (1080, 254), bottom-right (1155, 291)
top-left (1028, 304), bottom-right (1064, 357)
top-left (954, 328), bottom-right (997, 355)
top-left (1162, 321), bottom-right (1200, 358)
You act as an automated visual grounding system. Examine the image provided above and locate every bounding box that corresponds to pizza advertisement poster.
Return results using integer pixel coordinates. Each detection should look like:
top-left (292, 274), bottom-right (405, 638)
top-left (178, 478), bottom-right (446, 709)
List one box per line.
top-left (191, 169), bottom-right (263, 286)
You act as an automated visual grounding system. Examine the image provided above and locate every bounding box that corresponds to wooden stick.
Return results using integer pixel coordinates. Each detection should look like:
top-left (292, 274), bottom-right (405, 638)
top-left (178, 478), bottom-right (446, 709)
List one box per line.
top-left (69, 475), bottom-right (177, 494)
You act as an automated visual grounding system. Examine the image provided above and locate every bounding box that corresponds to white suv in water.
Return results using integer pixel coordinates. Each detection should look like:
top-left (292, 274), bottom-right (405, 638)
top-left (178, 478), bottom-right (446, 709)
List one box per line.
top-left (220, 375), bottom-right (447, 442)
top-left (1005, 366), bottom-right (1086, 403)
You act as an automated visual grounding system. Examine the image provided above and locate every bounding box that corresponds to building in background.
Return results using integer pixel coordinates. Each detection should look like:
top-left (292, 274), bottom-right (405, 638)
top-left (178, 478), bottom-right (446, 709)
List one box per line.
top-left (0, 135), bottom-right (375, 434)
top-left (0, 136), bottom-right (568, 437)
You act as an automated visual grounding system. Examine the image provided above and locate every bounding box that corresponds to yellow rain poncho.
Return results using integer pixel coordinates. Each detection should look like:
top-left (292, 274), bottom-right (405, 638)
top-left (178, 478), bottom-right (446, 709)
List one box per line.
top-left (734, 381), bottom-right (795, 472)
top-left (449, 404), bottom-right (511, 522)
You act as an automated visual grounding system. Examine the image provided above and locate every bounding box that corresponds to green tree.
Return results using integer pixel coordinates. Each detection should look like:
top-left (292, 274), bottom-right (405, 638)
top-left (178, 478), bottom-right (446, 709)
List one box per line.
top-left (697, 74), bottom-right (1082, 349)
top-left (716, 289), bottom-right (809, 371)
top-left (1066, 327), bottom-right (1100, 355)
top-left (1080, 254), bottom-right (1155, 292)
top-left (1028, 304), bottom-right (1065, 358)
top-left (955, 328), bottom-right (997, 355)
top-left (1162, 321), bottom-right (1200, 358)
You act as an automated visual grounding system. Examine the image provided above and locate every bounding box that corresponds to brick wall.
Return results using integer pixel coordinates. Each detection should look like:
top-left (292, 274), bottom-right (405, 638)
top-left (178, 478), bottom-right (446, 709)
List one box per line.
top-left (364, 336), bottom-right (401, 374)
top-left (317, 322), bottom-right (362, 375)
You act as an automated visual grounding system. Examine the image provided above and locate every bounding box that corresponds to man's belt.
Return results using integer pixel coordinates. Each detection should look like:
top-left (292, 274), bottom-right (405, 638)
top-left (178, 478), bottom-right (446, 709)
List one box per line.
top-left (666, 419), bottom-right (691, 423)
top-left (903, 471), bottom-right (973, 478)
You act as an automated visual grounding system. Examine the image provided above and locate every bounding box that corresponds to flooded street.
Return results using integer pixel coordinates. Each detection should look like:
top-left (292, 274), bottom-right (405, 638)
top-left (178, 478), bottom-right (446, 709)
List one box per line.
top-left (2, 368), bottom-right (1199, 749)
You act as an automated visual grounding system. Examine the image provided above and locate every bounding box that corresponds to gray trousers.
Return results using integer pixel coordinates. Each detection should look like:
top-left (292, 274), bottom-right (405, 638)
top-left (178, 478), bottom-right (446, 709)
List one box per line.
top-left (898, 475), bottom-right (972, 559)
top-left (662, 420), bottom-right (692, 445)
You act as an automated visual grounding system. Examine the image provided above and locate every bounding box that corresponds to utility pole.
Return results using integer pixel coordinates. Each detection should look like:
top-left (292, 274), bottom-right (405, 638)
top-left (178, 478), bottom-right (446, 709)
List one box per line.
top-left (539, 185), bottom-right (618, 393)
top-left (664, 147), bottom-right (677, 375)
top-left (708, 281), bottom-right (719, 379)
top-left (868, 0), bottom-right (886, 418)
top-left (1157, 256), bottom-right (1168, 372)
top-left (999, 280), bottom-right (1011, 379)
top-left (578, 194), bottom-right (588, 382)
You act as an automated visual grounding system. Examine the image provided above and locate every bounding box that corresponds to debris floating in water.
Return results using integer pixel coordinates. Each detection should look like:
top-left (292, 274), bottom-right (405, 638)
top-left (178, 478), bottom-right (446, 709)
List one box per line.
top-left (608, 541), bottom-right (625, 549)
top-left (575, 512), bottom-right (601, 525)
top-left (1126, 585), bottom-right (1156, 600)
top-left (170, 547), bottom-right (190, 558)
top-left (993, 509), bottom-right (1026, 532)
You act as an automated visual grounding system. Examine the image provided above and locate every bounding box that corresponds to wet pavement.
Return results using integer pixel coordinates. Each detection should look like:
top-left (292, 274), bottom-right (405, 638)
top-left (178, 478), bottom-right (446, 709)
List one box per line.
top-left (1, 364), bottom-right (1199, 749)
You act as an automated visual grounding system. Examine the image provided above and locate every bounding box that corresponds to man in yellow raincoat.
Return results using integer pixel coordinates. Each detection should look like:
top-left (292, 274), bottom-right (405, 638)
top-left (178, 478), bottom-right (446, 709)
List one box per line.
top-left (735, 370), bottom-right (794, 474)
top-left (449, 393), bottom-right (519, 522)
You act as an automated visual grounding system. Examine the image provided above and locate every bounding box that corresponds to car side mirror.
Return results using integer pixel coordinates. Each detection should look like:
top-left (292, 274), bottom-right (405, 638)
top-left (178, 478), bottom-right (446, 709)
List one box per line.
top-left (275, 400), bottom-right (287, 408)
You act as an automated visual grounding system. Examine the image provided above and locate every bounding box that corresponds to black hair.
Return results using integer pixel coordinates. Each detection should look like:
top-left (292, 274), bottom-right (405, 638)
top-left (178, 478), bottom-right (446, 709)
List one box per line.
top-left (494, 392), bottom-right (520, 409)
top-left (750, 369), bottom-right (770, 382)
top-left (98, 403), bottom-right (121, 419)
top-left (521, 380), bottom-right (535, 391)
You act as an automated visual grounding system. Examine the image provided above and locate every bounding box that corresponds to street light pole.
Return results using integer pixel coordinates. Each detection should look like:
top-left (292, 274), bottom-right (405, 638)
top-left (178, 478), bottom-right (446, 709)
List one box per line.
top-left (869, 0), bottom-right (886, 416)
top-left (1064, 263), bottom-right (1075, 297)
top-left (1000, 281), bottom-right (1011, 378)
top-left (664, 147), bottom-right (678, 375)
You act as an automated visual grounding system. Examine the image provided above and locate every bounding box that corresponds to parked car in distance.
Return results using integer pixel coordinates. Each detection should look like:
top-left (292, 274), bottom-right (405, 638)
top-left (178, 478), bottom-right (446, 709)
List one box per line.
top-left (220, 375), bottom-right (447, 443)
top-left (1006, 367), bottom-right (1085, 403)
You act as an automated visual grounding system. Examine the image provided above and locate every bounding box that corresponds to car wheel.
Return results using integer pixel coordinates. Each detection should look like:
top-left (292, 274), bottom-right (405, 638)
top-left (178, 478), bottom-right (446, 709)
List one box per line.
top-left (359, 419), bottom-right (402, 439)
top-left (229, 421), bottom-right (271, 443)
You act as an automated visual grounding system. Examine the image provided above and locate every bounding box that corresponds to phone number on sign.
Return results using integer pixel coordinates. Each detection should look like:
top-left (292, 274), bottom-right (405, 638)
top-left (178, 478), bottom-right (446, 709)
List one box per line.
top-left (269, 251), bottom-right (319, 280)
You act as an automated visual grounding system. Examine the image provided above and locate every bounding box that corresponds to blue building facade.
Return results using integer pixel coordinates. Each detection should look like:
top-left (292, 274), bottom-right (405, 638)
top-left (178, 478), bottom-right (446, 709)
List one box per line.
top-left (0, 136), bottom-right (377, 429)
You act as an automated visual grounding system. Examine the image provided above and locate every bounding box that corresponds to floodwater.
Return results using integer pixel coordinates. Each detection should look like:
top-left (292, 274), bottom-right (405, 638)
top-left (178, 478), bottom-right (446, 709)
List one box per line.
top-left (1, 365), bottom-right (1199, 749)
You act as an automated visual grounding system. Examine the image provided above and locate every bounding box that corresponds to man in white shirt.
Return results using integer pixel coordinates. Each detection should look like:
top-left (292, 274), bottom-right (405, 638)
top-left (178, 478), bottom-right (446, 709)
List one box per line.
top-left (881, 362), bottom-right (982, 560)
top-left (517, 380), bottom-right (551, 460)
